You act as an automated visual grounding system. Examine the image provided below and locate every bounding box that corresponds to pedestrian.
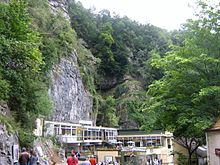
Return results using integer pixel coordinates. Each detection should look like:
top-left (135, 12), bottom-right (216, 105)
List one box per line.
top-left (89, 155), bottom-right (96, 165)
top-left (19, 147), bottom-right (30, 165)
top-left (75, 151), bottom-right (81, 158)
top-left (29, 150), bottom-right (39, 165)
top-left (67, 150), bottom-right (78, 165)
top-left (154, 157), bottom-right (160, 165)
top-left (82, 157), bottom-right (91, 165)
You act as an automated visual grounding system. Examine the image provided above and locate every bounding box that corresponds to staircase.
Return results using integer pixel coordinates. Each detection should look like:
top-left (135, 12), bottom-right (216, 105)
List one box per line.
top-left (34, 137), bottom-right (64, 164)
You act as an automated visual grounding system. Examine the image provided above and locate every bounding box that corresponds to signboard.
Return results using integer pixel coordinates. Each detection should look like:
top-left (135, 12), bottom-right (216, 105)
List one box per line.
top-left (12, 144), bottom-right (19, 162)
top-left (215, 148), bottom-right (220, 156)
top-left (105, 156), bottom-right (113, 163)
top-left (36, 146), bottom-right (44, 157)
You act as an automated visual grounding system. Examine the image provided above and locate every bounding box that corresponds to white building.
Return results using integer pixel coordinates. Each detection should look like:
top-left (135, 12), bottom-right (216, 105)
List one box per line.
top-left (206, 118), bottom-right (220, 165)
top-left (117, 129), bottom-right (174, 164)
top-left (38, 119), bottom-right (174, 164)
top-left (43, 120), bottom-right (118, 145)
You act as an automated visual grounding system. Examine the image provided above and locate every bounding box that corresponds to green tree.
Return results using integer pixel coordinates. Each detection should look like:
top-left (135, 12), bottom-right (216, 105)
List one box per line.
top-left (67, 0), bottom-right (171, 128)
top-left (144, 1), bottom-right (220, 164)
top-left (97, 96), bottom-right (118, 127)
top-left (0, 0), bottom-right (48, 129)
top-left (68, 0), bottom-right (98, 46)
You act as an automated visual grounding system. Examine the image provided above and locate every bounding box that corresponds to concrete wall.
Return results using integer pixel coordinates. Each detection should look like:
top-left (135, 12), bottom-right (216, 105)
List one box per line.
top-left (206, 131), bottom-right (220, 165)
top-left (96, 150), bottom-right (119, 163)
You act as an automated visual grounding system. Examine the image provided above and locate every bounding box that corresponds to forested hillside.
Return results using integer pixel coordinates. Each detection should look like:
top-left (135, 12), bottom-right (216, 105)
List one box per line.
top-left (67, 1), bottom-right (171, 128)
top-left (0, 0), bottom-right (171, 146)
top-left (0, 0), bottom-right (78, 146)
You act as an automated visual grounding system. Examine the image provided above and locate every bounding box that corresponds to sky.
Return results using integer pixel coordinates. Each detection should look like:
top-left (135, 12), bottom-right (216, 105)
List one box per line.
top-left (77, 0), bottom-right (197, 31)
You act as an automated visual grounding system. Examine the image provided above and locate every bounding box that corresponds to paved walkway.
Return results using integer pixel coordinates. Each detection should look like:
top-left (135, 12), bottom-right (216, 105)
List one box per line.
top-left (55, 160), bottom-right (84, 165)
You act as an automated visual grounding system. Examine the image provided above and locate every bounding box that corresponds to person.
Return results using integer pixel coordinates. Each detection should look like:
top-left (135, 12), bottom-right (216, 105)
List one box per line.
top-left (75, 151), bottom-right (80, 158)
top-left (89, 155), bottom-right (96, 165)
top-left (19, 147), bottom-right (30, 165)
top-left (82, 157), bottom-right (91, 165)
top-left (114, 160), bottom-right (118, 165)
top-left (147, 158), bottom-right (152, 165)
top-left (154, 157), bottom-right (160, 165)
top-left (29, 150), bottom-right (39, 165)
top-left (67, 150), bottom-right (78, 165)
top-left (108, 161), bottom-right (114, 165)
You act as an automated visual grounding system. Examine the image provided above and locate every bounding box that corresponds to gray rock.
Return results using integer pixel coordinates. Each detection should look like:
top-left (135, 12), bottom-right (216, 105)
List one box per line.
top-left (0, 103), bottom-right (19, 165)
top-left (49, 51), bottom-right (93, 123)
top-left (48, 0), bottom-right (70, 20)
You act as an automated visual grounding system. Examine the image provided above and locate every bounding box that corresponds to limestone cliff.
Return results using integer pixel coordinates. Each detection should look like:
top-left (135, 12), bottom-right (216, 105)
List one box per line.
top-left (47, 0), bottom-right (94, 124)
top-left (48, 0), bottom-right (70, 20)
top-left (48, 51), bottom-right (93, 123)
top-left (0, 103), bottom-right (19, 165)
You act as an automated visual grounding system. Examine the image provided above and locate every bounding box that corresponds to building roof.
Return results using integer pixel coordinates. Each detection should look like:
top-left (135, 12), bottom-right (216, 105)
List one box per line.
top-left (207, 118), bottom-right (220, 132)
top-left (118, 129), bottom-right (165, 135)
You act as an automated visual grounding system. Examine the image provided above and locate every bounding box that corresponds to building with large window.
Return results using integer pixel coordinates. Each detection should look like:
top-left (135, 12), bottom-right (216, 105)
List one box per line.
top-left (43, 120), bottom-right (118, 145)
top-left (206, 118), bottom-right (220, 165)
top-left (39, 120), bottom-right (174, 164)
top-left (117, 129), bottom-right (174, 164)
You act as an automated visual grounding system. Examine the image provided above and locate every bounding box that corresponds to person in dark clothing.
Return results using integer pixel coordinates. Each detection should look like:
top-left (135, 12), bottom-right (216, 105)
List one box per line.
top-left (89, 155), bottom-right (96, 165)
top-left (19, 147), bottom-right (30, 165)
top-left (75, 151), bottom-right (80, 158)
top-left (29, 150), bottom-right (39, 165)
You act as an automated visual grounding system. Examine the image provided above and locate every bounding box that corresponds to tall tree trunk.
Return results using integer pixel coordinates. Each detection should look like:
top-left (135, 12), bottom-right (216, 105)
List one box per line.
top-left (195, 152), bottom-right (199, 165)
top-left (188, 149), bottom-right (193, 165)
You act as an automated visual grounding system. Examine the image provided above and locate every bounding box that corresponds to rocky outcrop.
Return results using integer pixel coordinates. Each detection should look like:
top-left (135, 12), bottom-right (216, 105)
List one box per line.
top-left (48, 0), bottom-right (70, 20)
top-left (0, 103), bottom-right (19, 165)
top-left (48, 51), bottom-right (93, 123)
top-left (48, 0), bottom-right (94, 124)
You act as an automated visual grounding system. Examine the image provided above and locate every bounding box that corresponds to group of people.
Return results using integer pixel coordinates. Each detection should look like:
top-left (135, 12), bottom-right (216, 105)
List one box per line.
top-left (147, 157), bottom-right (162, 165)
top-left (66, 150), bottom-right (97, 165)
top-left (66, 150), bottom-right (79, 165)
top-left (18, 147), bottom-right (39, 165)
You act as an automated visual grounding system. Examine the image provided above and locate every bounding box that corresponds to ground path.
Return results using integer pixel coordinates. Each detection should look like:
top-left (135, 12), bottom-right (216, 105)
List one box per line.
top-left (55, 160), bottom-right (84, 165)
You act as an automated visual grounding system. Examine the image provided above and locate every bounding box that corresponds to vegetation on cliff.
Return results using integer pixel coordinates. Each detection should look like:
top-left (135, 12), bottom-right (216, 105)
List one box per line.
top-left (0, 0), bottom-right (77, 146)
top-left (0, 0), bottom-right (169, 146)
top-left (68, 0), bottom-right (171, 128)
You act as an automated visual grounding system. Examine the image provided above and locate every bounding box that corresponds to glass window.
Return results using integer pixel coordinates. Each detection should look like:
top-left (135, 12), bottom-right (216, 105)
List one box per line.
top-left (167, 138), bottom-right (171, 149)
top-left (72, 129), bottom-right (76, 135)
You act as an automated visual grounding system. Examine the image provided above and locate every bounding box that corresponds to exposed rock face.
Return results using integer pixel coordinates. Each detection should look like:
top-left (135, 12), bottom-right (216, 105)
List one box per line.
top-left (48, 0), bottom-right (70, 20)
top-left (0, 103), bottom-right (19, 165)
top-left (49, 51), bottom-right (93, 123)
top-left (0, 103), bottom-right (10, 116)
top-left (48, 0), bottom-right (93, 124)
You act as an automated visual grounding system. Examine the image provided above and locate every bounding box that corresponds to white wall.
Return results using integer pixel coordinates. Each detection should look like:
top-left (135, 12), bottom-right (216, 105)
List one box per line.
top-left (206, 131), bottom-right (220, 165)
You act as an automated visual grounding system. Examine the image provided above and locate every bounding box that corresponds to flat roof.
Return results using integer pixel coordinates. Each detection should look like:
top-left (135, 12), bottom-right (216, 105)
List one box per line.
top-left (206, 118), bottom-right (220, 132)
top-left (44, 120), bottom-right (117, 130)
top-left (118, 129), bottom-right (165, 136)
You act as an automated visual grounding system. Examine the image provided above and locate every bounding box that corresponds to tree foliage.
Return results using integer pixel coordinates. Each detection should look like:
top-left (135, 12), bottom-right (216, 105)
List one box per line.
top-left (0, 0), bottom-right (77, 147)
top-left (145, 1), bottom-right (220, 164)
top-left (0, 0), bottom-right (46, 128)
top-left (67, 0), bottom-right (171, 127)
top-left (1, 0), bottom-right (175, 148)
top-left (68, 1), bottom-right (170, 83)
